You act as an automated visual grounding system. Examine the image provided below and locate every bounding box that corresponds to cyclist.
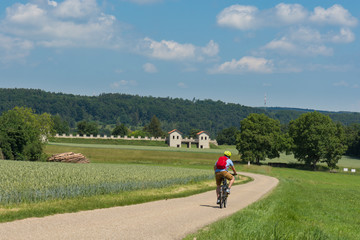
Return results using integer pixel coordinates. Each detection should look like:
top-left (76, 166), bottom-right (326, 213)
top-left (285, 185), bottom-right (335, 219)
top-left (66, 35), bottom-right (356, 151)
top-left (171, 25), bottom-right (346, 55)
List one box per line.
top-left (214, 151), bottom-right (237, 204)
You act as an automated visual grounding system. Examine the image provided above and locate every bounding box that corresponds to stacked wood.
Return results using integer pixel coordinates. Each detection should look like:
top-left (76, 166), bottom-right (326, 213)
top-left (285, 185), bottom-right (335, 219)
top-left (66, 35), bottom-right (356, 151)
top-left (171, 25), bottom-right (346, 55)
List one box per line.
top-left (47, 152), bottom-right (90, 163)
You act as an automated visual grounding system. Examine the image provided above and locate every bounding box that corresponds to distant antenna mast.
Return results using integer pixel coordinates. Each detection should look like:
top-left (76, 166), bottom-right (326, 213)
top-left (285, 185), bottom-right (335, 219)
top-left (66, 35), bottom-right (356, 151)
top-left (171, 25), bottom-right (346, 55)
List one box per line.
top-left (264, 93), bottom-right (267, 109)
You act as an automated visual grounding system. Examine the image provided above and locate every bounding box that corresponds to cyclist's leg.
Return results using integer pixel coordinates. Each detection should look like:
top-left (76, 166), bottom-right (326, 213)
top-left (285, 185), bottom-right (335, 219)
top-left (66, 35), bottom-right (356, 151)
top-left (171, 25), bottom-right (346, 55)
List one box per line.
top-left (224, 171), bottom-right (235, 190)
top-left (215, 172), bottom-right (223, 202)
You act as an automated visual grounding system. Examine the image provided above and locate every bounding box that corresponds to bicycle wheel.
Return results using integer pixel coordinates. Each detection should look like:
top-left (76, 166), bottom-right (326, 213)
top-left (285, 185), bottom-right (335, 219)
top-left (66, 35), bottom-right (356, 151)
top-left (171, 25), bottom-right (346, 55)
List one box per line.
top-left (219, 186), bottom-right (224, 208)
top-left (223, 191), bottom-right (227, 208)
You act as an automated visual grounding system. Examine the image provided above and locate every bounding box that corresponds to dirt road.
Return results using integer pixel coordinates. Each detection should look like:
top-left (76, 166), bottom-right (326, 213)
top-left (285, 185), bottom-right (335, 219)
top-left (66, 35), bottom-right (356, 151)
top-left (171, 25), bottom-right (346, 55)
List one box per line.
top-left (0, 172), bottom-right (278, 240)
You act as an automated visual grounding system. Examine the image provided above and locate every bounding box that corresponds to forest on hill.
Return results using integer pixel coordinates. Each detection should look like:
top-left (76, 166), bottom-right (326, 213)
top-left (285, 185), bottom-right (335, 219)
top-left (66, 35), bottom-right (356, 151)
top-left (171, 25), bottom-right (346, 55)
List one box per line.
top-left (1, 88), bottom-right (360, 137)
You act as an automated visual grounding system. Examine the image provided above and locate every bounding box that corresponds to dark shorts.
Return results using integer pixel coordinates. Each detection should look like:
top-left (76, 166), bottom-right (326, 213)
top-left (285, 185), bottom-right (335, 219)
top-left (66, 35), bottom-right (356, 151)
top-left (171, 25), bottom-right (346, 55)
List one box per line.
top-left (215, 171), bottom-right (234, 185)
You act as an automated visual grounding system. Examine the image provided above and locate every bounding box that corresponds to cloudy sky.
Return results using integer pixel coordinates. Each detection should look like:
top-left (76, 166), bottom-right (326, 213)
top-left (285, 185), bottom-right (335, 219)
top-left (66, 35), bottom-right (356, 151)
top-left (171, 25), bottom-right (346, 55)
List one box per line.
top-left (0, 0), bottom-right (359, 112)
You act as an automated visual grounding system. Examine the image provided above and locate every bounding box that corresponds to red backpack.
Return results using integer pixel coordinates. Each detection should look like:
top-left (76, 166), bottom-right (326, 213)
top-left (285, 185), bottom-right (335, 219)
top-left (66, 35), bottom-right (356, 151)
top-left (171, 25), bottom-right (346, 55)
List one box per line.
top-left (216, 156), bottom-right (228, 169)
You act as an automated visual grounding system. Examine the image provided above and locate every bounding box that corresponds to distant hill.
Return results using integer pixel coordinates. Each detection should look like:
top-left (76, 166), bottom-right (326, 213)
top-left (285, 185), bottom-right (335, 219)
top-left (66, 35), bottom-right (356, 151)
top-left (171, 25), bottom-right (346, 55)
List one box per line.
top-left (1, 88), bottom-right (359, 137)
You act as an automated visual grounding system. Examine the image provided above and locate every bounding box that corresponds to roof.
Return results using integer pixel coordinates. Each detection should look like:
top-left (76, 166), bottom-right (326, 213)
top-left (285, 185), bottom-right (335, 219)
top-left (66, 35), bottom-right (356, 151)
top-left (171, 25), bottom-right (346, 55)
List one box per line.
top-left (168, 129), bottom-right (183, 135)
top-left (197, 131), bottom-right (209, 135)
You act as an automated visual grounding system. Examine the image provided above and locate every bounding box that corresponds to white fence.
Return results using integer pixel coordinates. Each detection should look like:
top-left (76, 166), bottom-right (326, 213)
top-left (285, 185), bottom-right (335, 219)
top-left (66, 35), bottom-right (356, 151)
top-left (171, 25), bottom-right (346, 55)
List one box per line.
top-left (54, 133), bottom-right (218, 146)
top-left (54, 134), bottom-right (166, 141)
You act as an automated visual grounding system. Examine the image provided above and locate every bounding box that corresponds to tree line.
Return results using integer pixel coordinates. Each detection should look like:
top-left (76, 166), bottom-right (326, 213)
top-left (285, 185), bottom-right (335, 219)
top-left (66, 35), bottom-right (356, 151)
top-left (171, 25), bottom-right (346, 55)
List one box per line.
top-left (217, 112), bottom-right (360, 167)
top-left (1, 88), bottom-right (360, 138)
top-left (1, 106), bottom-right (359, 168)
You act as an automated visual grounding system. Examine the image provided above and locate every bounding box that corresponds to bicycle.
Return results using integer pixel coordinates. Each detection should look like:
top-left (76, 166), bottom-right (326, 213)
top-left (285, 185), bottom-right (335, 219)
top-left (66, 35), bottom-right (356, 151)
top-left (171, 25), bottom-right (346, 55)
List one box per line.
top-left (219, 173), bottom-right (237, 209)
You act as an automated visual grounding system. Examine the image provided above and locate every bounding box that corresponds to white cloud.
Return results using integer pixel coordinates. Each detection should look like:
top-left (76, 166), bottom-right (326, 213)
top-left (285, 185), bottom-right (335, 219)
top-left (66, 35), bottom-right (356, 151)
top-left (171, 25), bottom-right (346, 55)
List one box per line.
top-left (310, 5), bottom-right (358, 27)
top-left (331, 28), bottom-right (355, 43)
top-left (1, 1), bottom-right (118, 48)
top-left (217, 4), bottom-right (357, 29)
top-left (289, 27), bottom-right (322, 43)
top-left (48, 1), bottom-right (58, 7)
top-left (0, 34), bottom-right (34, 62)
top-left (141, 37), bottom-right (195, 60)
top-left (264, 38), bottom-right (333, 57)
top-left (111, 80), bottom-right (137, 89)
top-left (177, 82), bottom-right (187, 88)
top-left (143, 63), bottom-right (158, 73)
top-left (265, 37), bottom-right (297, 52)
top-left (333, 80), bottom-right (349, 87)
top-left (217, 5), bottom-right (259, 30)
top-left (5, 3), bottom-right (46, 24)
top-left (202, 40), bottom-right (219, 57)
top-left (123, 0), bottom-right (163, 4)
top-left (275, 3), bottom-right (307, 24)
top-left (54, 0), bottom-right (98, 19)
top-left (140, 38), bottom-right (218, 61)
top-left (333, 81), bottom-right (359, 89)
top-left (209, 56), bottom-right (273, 74)
top-left (262, 26), bottom-right (353, 57)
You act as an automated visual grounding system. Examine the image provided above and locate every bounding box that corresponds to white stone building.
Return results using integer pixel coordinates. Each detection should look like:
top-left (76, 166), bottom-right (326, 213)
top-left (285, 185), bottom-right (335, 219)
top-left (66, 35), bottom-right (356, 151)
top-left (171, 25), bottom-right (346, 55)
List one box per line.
top-left (167, 129), bottom-right (216, 149)
top-left (167, 129), bottom-right (183, 148)
top-left (197, 131), bottom-right (210, 149)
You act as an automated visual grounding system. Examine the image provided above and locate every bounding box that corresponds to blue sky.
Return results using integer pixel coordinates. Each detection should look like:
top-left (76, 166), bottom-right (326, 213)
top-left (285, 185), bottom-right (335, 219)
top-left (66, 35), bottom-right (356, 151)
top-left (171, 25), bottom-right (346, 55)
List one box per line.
top-left (0, 0), bottom-right (359, 112)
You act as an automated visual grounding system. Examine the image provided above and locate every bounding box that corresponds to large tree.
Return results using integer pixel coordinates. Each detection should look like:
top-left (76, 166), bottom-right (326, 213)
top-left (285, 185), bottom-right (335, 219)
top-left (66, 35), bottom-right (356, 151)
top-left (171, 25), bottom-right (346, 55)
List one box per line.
top-left (344, 123), bottom-right (360, 157)
top-left (236, 113), bottom-right (287, 164)
top-left (112, 123), bottom-right (129, 137)
top-left (216, 126), bottom-right (240, 145)
top-left (52, 114), bottom-right (70, 135)
top-left (289, 111), bottom-right (347, 169)
top-left (143, 115), bottom-right (164, 137)
top-left (0, 107), bottom-right (54, 161)
top-left (77, 121), bottom-right (99, 136)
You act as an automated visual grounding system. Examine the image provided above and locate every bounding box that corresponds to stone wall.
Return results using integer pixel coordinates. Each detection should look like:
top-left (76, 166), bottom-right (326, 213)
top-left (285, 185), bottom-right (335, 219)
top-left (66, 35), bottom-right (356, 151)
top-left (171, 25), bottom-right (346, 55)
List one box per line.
top-left (54, 134), bottom-right (166, 141)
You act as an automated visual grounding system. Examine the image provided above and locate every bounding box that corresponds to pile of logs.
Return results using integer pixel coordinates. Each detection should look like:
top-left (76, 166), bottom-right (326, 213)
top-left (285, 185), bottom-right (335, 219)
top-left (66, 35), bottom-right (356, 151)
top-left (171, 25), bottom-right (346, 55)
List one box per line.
top-left (47, 152), bottom-right (90, 163)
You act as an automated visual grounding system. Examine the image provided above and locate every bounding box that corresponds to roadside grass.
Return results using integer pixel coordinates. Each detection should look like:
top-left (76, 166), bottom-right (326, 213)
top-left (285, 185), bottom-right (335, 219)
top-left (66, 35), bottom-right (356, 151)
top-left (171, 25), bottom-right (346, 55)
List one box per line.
top-left (0, 169), bottom-right (251, 223)
top-left (185, 165), bottom-right (360, 240)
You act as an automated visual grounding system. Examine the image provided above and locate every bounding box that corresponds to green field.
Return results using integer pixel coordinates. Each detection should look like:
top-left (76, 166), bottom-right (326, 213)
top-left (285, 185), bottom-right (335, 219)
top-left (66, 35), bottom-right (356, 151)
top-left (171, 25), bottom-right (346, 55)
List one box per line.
top-left (186, 165), bottom-right (360, 240)
top-left (49, 137), bottom-right (169, 147)
top-left (0, 143), bottom-right (249, 222)
top-left (0, 160), bottom-right (213, 205)
top-left (262, 153), bottom-right (360, 169)
top-left (2, 141), bottom-right (360, 239)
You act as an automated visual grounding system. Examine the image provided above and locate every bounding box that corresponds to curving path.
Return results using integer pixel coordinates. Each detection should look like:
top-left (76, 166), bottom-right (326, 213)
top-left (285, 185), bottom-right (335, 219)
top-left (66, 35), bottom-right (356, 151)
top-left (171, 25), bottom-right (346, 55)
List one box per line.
top-left (0, 172), bottom-right (278, 240)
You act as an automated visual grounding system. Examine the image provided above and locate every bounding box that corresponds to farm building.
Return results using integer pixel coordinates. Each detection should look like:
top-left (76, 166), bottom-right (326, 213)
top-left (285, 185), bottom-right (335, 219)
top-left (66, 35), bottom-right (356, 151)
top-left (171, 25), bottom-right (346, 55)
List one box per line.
top-left (168, 129), bottom-right (183, 148)
top-left (167, 129), bottom-right (216, 149)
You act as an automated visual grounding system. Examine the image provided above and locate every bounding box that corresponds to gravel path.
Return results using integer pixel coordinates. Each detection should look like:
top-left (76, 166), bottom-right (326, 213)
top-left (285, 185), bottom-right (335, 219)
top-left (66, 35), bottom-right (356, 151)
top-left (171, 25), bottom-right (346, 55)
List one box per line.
top-left (0, 172), bottom-right (278, 240)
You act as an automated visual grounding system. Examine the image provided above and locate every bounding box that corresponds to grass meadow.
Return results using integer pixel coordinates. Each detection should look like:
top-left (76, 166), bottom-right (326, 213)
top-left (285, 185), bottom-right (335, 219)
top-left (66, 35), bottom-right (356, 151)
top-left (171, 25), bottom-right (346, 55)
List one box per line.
top-left (186, 165), bottom-right (360, 240)
top-left (1, 141), bottom-right (360, 239)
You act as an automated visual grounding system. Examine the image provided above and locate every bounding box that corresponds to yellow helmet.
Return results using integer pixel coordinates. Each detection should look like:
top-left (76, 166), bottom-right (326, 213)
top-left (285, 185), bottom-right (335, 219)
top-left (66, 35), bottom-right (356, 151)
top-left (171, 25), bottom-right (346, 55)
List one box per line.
top-left (224, 151), bottom-right (231, 157)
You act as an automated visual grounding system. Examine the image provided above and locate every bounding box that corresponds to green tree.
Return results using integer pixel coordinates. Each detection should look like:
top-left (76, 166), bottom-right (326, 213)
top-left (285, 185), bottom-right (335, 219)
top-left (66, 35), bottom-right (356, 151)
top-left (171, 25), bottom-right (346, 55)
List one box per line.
top-left (0, 107), bottom-right (54, 161)
top-left (236, 113), bottom-right (287, 164)
top-left (77, 121), bottom-right (99, 136)
top-left (129, 129), bottom-right (150, 138)
top-left (216, 126), bottom-right (240, 145)
top-left (344, 124), bottom-right (360, 157)
top-left (52, 114), bottom-right (70, 135)
top-left (289, 112), bottom-right (347, 169)
top-left (143, 115), bottom-right (164, 137)
top-left (112, 123), bottom-right (129, 137)
top-left (189, 129), bottom-right (201, 139)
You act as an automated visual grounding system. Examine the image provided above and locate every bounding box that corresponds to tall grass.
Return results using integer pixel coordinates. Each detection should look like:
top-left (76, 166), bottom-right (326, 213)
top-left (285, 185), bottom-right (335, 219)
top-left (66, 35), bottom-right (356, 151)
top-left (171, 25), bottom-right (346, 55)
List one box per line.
top-left (0, 160), bottom-right (213, 205)
top-left (185, 165), bottom-right (360, 240)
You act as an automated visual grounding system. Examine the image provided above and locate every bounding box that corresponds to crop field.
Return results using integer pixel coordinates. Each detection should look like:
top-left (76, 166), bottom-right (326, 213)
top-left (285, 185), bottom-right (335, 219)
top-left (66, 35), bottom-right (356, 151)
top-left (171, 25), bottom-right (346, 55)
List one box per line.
top-left (0, 160), bottom-right (213, 205)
